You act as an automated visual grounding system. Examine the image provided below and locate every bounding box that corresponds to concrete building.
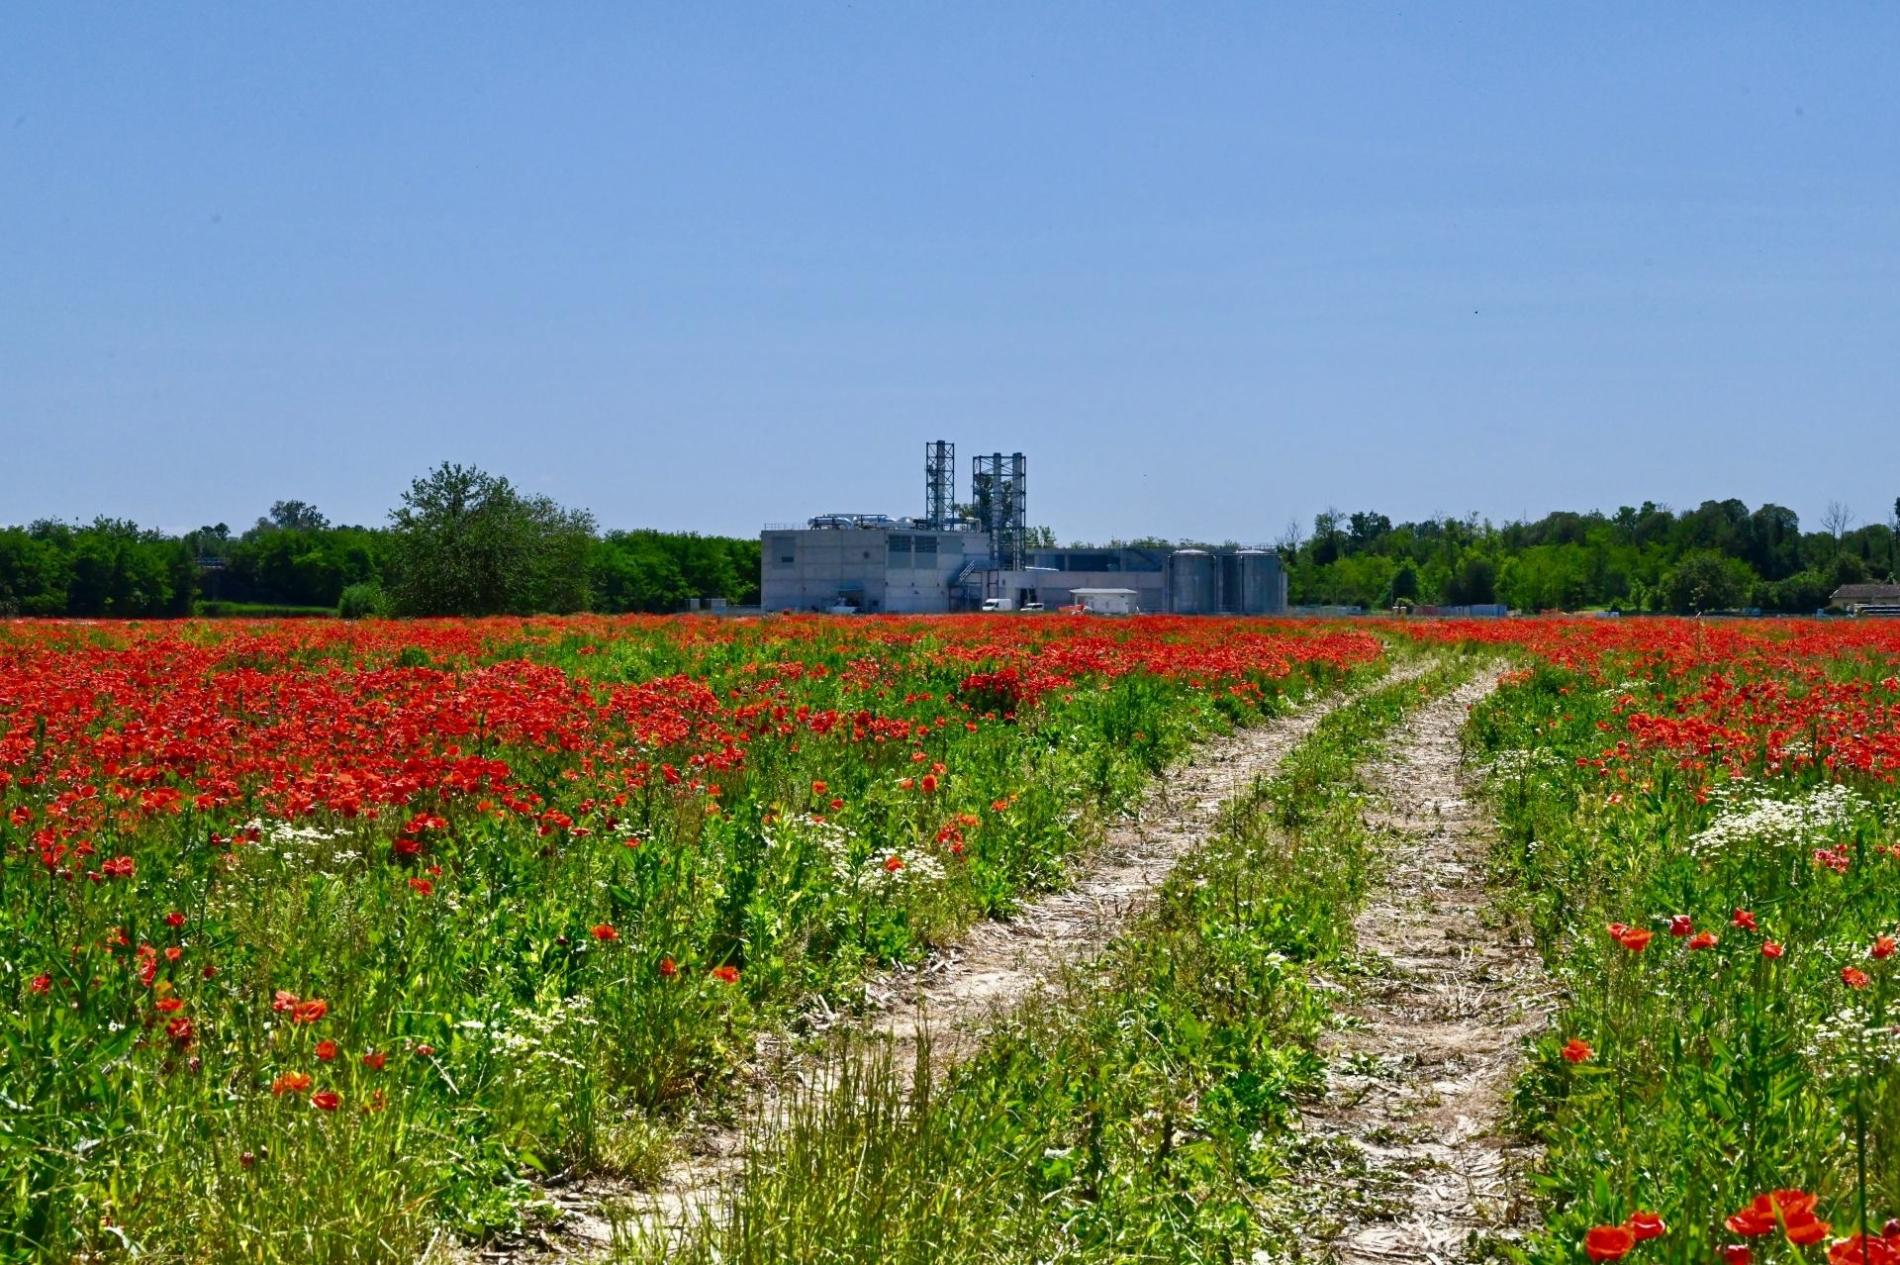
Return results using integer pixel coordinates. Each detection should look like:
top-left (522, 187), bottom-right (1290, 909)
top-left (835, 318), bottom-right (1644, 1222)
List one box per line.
top-left (761, 516), bottom-right (980, 613)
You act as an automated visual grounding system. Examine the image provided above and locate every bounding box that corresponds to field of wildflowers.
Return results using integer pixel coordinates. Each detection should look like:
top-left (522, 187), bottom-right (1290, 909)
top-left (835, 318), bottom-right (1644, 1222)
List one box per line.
top-left (1415, 618), bottom-right (1900, 1265)
top-left (0, 614), bottom-right (1380, 1263)
top-left (20, 610), bottom-right (1900, 1265)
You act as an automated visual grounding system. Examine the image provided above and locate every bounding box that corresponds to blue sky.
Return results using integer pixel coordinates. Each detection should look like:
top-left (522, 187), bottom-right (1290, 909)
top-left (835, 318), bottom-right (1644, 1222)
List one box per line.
top-left (4, 4), bottom-right (1897, 544)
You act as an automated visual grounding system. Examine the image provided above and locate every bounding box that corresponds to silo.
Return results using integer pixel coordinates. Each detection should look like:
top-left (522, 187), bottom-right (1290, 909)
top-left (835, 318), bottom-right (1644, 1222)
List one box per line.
top-left (1218, 552), bottom-right (1242, 613)
top-left (1167, 549), bottom-right (1217, 614)
top-left (1236, 549), bottom-right (1286, 614)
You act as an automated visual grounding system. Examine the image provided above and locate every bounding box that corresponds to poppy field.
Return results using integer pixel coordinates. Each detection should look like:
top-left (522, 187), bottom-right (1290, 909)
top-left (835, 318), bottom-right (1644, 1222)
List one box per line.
top-left (0, 614), bottom-right (1382, 1263)
top-left (1417, 618), bottom-right (1900, 1265)
top-left (17, 611), bottom-right (1900, 1265)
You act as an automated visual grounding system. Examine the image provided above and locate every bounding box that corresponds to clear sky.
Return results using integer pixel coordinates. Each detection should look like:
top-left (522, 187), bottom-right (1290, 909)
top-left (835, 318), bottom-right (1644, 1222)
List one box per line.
top-left (4, 4), bottom-right (1897, 545)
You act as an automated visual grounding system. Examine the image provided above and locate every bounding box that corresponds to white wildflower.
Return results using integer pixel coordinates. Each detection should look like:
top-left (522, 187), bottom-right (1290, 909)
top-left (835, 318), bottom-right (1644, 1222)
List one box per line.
top-left (1691, 782), bottom-right (1869, 858)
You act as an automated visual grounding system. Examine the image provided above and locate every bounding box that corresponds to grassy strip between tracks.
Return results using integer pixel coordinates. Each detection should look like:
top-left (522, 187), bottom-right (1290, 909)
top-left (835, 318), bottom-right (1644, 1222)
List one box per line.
top-left (619, 651), bottom-right (1482, 1264)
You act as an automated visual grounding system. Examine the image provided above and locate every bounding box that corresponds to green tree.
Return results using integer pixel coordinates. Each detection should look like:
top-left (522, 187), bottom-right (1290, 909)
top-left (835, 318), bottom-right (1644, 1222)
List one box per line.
top-left (58, 519), bottom-right (194, 617)
top-left (1385, 562), bottom-right (1420, 608)
top-left (0, 528), bottom-right (73, 615)
top-left (386, 463), bottom-right (596, 616)
top-left (1829, 551), bottom-right (1871, 588)
top-left (255, 500), bottom-right (331, 533)
top-left (1443, 554), bottom-right (1497, 606)
top-left (1660, 550), bottom-right (1752, 613)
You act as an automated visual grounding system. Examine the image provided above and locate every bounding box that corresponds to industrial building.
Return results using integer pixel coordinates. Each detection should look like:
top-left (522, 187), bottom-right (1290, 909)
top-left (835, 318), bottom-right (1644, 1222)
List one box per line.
top-left (759, 442), bottom-right (1288, 616)
top-left (761, 515), bottom-right (979, 614)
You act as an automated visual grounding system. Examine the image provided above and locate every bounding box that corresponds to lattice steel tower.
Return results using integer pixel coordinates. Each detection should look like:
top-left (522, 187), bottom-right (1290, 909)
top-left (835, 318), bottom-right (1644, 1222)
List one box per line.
top-left (970, 451), bottom-right (1027, 571)
top-left (924, 440), bottom-right (956, 530)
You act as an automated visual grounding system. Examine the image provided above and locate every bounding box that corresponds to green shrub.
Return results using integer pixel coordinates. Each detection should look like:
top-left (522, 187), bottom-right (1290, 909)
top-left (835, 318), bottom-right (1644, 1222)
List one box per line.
top-left (337, 582), bottom-right (390, 619)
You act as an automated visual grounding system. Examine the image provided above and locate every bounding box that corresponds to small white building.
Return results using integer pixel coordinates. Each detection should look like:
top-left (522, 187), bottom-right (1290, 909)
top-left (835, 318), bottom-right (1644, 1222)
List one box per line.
top-left (1069, 587), bottom-right (1140, 615)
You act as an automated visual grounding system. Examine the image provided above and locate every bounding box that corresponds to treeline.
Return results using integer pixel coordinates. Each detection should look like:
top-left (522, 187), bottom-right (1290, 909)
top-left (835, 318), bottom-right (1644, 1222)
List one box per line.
top-left (11, 478), bottom-right (1893, 619)
top-left (0, 464), bottom-right (761, 618)
top-left (1270, 499), bottom-right (1900, 613)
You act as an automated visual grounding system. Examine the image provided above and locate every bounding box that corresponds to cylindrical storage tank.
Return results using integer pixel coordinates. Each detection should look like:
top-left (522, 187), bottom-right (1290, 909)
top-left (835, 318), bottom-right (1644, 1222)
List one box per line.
top-left (1218, 552), bottom-right (1242, 613)
top-left (1236, 549), bottom-right (1285, 614)
top-left (1168, 549), bottom-right (1217, 614)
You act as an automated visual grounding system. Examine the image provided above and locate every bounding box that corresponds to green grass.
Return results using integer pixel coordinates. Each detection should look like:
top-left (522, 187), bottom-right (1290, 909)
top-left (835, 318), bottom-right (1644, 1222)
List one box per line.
top-left (192, 600), bottom-right (340, 618)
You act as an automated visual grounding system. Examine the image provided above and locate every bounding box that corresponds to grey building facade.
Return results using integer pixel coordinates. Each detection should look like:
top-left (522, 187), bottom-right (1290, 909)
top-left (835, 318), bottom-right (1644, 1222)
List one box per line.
top-left (761, 519), bottom-right (977, 613)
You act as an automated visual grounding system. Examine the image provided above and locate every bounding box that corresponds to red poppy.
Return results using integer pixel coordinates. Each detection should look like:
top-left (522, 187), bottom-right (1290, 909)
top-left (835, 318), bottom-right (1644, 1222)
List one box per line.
top-left (1688, 931), bottom-right (1719, 951)
top-left (292, 998), bottom-right (328, 1024)
top-left (30, 973), bottom-right (52, 994)
top-left (1619, 929), bottom-right (1654, 953)
top-left (165, 911), bottom-right (186, 928)
top-left (271, 1071), bottom-right (312, 1097)
top-left (591, 923), bottom-right (619, 942)
top-left (1772, 1190), bottom-right (1820, 1220)
top-left (1561, 1038), bottom-right (1593, 1063)
top-left (315, 1040), bottom-right (338, 1062)
top-left (920, 774), bottom-right (938, 794)
top-left (810, 780), bottom-right (827, 796)
top-left (361, 1050), bottom-right (387, 1070)
top-left (272, 989), bottom-right (300, 1013)
top-left (1829, 1235), bottom-right (1900, 1265)
top-left (1586, 1225), bottom-right (1637, 1261)
top-left (1668, 914), bottom-right (1694, 937)
top-left (166, 1017), bottom-right (195, 1046)
top-left (1627, 1212), bottom-right (1666, 1242)
top-left (1762, 941), bottom-right (1785, 959)
top-left (1722, 1246), bottom-right (1753, 1265)
top-left (155, 996), bottom-right (184, 1014)
top-left (1769, 1191), bottom-right (1830, 1247)
top-left (408, 877), bottom-right (433, 896)
top-left (311, 1089), bottom-right (341, 1112)
top-left (1732, 909), bottom-right (1758, 931)
top-left (1872, 936), bottom-right (1897, 961)
top-left (1727, 1196), bottom-right (1777, 1237)
top-left (884, 855), bottom-right (905, 873)
top-left (658, 957), bottom-right (678, 978)
top-left (1844, 966), bottom-right (1872, 989)
top-left (711, 964), bottom-right (740, 985)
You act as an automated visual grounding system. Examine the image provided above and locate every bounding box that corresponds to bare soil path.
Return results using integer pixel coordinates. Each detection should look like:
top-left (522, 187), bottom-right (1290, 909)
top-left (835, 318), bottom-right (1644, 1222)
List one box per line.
top-left (486, 662), bottom-right (1427, 1259)
top-left (1296, 671), bottom-right (1545, 1265)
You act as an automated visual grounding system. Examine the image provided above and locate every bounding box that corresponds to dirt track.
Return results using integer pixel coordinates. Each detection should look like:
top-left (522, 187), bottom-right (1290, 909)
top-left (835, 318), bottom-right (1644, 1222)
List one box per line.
top-left (1297, 671), bottom-right (1545, 1264)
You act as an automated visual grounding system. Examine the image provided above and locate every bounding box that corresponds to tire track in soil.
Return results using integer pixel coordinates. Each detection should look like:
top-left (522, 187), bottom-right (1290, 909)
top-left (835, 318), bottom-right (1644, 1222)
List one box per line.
top-left (476, 662), bottom-right (1429, 1261)
top-left (1296, 671), bottom-right (1545, 1265)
